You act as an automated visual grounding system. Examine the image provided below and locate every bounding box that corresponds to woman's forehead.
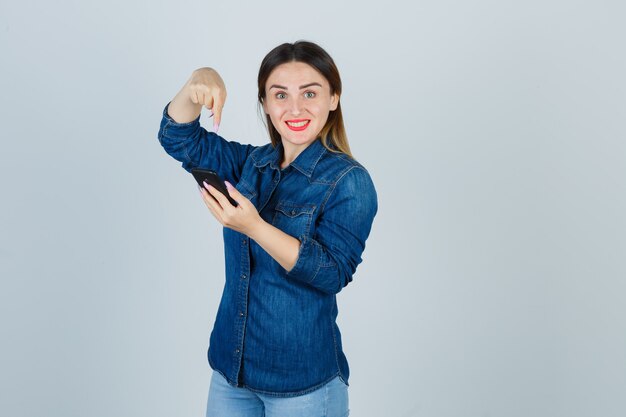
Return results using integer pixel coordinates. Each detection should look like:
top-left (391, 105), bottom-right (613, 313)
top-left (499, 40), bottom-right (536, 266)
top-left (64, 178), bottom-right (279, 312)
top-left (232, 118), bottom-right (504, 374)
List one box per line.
top-left (266, 62), bottom-right (327, 87)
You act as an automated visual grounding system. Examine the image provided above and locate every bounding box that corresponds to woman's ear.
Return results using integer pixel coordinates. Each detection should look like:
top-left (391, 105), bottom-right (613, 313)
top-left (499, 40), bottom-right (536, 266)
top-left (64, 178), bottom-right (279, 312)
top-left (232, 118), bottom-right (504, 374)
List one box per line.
top-left (330, 93), bottom-right (339, 111)
top-left (262, 99), bottom-right (268, 115)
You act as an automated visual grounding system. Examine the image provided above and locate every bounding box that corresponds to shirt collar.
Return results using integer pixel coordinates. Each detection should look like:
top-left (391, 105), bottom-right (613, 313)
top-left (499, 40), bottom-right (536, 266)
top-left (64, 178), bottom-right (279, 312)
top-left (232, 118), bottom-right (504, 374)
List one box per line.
top-left (254, 139), bottom-right (327, 178)
top-left (253, 142), bottom-right (282, 170)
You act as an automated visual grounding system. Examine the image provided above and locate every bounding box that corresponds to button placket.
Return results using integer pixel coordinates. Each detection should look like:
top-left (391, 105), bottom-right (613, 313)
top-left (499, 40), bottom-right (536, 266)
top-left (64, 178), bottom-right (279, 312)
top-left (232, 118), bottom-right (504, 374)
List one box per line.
top-left (233, 233), bottom-right (251, 381)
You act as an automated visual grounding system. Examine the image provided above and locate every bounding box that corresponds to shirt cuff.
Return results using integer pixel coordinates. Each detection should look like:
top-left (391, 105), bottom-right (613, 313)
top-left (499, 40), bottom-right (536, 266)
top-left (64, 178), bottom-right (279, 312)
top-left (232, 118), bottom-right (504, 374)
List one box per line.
top-left (285, 235), bottom-right (322, 284)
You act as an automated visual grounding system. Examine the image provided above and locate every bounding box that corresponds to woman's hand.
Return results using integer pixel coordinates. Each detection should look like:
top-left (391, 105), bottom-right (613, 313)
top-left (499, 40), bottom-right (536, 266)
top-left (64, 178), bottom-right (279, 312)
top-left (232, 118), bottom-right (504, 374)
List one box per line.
top-left (168, 67), bottom-right (227, 131)
top-left (199, 181), bottom-right (262, 237)
top-left (185, 67), bottom-right (227, 129)
top-left (199, 180), bottom-right (302, 271)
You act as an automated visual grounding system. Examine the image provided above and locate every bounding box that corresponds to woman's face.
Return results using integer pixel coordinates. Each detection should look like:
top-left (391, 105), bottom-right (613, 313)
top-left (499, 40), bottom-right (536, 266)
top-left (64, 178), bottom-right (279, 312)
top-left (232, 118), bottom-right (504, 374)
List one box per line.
top-left (263, 61), bottom-right (339, 152)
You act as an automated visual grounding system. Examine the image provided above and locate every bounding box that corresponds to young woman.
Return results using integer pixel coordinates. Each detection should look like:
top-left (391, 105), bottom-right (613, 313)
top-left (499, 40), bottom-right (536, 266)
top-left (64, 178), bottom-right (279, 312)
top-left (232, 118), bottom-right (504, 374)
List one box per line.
top-left (158, 40), bottom-right (377, 417)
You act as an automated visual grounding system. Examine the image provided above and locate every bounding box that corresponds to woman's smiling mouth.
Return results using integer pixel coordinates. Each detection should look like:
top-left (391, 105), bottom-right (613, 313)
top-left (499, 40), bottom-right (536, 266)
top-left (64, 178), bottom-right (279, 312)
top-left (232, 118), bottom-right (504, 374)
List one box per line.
top-left (285, 119), bottom-right (310, 131)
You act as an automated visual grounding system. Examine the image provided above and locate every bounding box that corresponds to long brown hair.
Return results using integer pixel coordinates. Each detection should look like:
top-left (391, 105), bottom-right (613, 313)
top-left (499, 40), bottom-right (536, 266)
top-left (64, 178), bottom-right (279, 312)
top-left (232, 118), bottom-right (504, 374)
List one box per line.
top-left (257, 40), bottom-right (352, 157)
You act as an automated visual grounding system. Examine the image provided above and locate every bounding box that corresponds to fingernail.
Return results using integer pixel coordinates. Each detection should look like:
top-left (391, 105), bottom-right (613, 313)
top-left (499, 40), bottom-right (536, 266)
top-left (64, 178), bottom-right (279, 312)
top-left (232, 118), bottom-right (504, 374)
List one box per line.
top-left (203, 180), bottom-right (210, 189)
top-left (225, 181), bottom-right (232, 189)
top-left (214, 123), bottom-right (219, 133)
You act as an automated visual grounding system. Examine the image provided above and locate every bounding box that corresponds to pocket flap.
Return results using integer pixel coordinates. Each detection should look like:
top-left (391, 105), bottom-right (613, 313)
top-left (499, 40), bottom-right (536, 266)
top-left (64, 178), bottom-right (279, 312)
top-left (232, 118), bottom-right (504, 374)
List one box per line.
top-left (275, 201), bottom-right (316, 218)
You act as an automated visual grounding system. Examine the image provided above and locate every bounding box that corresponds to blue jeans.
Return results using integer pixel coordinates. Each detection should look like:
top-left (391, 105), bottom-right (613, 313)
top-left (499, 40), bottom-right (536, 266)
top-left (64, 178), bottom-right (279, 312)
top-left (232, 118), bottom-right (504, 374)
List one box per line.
top-left (205, 371), bottom-right (350, 417)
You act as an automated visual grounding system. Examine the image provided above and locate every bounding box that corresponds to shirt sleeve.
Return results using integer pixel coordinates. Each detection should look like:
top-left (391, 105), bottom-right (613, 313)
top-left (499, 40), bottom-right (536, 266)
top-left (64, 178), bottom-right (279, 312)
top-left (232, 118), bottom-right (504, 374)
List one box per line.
top-left (285, 166), bottom-right (378, 295)
top-left (157, 102), bottom-right (255, 183)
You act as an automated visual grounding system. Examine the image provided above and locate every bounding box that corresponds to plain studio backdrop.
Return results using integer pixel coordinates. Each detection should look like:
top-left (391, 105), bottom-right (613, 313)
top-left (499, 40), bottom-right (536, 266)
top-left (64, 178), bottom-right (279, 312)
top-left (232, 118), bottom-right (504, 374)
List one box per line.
top-left (1, 1), bottom-right (625, 416)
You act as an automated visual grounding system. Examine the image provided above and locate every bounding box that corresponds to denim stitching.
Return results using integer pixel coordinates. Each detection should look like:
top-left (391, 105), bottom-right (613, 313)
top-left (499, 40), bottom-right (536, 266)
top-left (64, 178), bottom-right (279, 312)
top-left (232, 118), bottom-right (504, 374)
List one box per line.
top-left (317, 165), bottom-right (357, 213)
top-left (330, 303), bottom-right (343, 381)
top-left (305, 237), bottom-right (323, 285)
top-left (241, 373), bottom-right (340, 398)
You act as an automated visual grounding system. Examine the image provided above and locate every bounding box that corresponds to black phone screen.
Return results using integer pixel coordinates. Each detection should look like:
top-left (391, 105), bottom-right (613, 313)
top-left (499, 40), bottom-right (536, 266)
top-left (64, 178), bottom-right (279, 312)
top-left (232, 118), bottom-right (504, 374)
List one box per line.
top-left (191, 168), bottom-right (239, 207)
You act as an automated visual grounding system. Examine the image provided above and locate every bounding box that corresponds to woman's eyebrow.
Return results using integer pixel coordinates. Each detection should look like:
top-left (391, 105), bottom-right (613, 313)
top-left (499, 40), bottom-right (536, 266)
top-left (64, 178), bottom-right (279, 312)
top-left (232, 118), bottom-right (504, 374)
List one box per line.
top-left (269, 82), bottom-right (323, 90)
top-left (299, 82), bottom-right (322, 89)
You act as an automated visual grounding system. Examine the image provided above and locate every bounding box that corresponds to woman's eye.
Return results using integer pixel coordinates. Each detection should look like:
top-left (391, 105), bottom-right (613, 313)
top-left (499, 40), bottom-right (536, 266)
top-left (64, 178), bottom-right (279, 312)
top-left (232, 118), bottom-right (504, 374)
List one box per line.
top-left (276, 92), bottom-right (287, 99)
top-left (304, 91), bottom-right (316, 99)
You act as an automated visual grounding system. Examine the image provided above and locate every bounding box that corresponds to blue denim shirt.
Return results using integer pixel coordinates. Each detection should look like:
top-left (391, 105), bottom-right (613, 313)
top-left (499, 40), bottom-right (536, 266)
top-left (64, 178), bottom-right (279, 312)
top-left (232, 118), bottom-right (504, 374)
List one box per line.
top-left (157, 103), bottom-right (377, 396)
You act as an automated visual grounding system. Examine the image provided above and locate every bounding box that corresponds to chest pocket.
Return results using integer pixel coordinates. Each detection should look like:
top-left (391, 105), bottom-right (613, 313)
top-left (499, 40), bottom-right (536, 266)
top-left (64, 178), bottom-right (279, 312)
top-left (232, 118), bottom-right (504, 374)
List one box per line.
top-left (272, 201), bottom-right (316, 239)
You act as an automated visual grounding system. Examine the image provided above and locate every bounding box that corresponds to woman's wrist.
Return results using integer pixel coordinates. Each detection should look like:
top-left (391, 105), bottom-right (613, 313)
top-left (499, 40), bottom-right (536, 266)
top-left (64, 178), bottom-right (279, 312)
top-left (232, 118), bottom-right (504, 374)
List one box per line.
top-left (245, 217), bottom-right (269, 242)
top-left (168, 89), bottom-right (202, 123)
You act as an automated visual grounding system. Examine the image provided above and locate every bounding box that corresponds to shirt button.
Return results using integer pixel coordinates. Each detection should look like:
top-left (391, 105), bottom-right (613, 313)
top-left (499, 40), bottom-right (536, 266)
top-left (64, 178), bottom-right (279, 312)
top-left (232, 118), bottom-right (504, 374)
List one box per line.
top-left (241, 274), bottom-right (247, 279)
top-left (242, 239), bottom-right (247, 245)
top-left (235, 349), bottom-right (240, 354)
top-left (239, 312), bottom-right (244, 317)
top-left (291, 210), bottom-right (296, 215)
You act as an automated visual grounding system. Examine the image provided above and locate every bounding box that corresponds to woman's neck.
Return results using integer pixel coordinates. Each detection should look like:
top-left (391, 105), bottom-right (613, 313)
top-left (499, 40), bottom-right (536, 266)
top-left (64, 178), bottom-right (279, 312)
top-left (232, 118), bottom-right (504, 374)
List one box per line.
top-left (280, 140), bottom-right (313, 169)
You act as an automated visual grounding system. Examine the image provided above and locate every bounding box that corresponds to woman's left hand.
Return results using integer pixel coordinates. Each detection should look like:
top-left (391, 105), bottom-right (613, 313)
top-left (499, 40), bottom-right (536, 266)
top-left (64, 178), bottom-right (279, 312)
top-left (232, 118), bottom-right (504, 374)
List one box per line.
top-left (199, 180), bottom-right (262, 236)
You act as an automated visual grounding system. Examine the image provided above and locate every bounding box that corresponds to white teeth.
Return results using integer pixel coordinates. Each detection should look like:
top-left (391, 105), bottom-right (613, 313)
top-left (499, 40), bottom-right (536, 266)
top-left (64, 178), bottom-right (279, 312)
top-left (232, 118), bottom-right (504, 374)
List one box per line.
top-left (287, 120), bottom-right (309, 127)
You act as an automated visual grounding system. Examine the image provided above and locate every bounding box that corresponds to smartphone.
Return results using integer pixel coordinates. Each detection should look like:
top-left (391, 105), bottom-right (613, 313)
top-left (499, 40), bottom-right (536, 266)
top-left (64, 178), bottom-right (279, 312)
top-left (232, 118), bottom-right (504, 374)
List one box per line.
top-left (191, 168), bottom-right (238, 207)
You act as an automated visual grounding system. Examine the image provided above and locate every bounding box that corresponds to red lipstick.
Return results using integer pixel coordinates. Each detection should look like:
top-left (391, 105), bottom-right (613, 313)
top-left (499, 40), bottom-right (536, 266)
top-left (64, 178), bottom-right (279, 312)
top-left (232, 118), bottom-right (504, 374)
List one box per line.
top-left (285, 119), bottom-right (310, 131)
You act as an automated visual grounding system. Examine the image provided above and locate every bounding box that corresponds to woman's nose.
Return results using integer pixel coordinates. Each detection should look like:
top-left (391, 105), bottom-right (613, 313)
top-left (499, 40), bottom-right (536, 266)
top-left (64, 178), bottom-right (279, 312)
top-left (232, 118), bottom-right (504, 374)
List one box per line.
top-left (289, 97), bottom-right (303, 115)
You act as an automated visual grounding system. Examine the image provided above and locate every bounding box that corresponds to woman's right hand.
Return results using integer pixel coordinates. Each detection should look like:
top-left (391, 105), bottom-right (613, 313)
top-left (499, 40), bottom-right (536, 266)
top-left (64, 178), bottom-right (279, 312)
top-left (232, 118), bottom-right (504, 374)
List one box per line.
top-left (167, 67), bottom-right (227, 131)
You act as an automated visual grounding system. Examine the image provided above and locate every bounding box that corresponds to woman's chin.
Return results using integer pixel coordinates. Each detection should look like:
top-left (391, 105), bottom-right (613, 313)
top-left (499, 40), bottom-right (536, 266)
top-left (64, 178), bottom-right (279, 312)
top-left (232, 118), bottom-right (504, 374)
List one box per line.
top-left (281, 135), bottom-right (317, 148)
top-left (278, 129), bottom-right (316, 144)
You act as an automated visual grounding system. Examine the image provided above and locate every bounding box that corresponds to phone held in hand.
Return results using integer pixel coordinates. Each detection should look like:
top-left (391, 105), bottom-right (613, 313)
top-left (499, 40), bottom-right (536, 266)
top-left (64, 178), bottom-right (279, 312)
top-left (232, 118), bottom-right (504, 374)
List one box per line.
top-left (191, 168), bottom-right (239, 207)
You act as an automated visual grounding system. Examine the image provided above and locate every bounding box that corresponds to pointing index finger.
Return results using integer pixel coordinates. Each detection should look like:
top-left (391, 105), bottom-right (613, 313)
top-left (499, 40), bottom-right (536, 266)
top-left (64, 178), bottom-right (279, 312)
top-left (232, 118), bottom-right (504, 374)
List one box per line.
top-left (212, 98), bottom-right (224, 133)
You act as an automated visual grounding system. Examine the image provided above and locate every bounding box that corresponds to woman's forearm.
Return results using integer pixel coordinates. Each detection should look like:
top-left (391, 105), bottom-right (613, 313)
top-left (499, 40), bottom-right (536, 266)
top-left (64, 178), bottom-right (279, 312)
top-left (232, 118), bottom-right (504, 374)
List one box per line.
top-left (168, 87), bottom-right (203, 123)
top-left (167, 67), bottom-right (227, 125)
top-left (247, 221), bottom-right (301, 272)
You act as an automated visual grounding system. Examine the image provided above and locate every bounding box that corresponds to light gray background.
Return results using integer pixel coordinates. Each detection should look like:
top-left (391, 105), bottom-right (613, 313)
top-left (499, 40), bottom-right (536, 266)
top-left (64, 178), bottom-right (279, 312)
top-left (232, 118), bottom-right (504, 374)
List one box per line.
top-left (1, 1), bottom-right (625, 416)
